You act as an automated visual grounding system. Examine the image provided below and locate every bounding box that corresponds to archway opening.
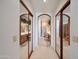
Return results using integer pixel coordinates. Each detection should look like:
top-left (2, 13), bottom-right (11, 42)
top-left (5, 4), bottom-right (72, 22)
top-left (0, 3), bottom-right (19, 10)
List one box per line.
top-left (38, 14), bottom-right (51, 47)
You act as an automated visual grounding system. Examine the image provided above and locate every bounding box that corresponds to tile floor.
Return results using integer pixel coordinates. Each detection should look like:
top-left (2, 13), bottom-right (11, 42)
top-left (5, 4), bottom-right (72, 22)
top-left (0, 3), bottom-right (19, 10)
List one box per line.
top-left (20, 38), bottom-right (71, 59)
top-left (30, 39), bottom-right (59, 59)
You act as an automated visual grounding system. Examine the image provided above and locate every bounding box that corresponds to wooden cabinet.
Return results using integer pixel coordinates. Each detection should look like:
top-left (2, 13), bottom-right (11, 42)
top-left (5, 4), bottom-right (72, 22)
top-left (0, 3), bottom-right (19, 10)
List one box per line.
top-left (20, 34), bottom-right (28, 45)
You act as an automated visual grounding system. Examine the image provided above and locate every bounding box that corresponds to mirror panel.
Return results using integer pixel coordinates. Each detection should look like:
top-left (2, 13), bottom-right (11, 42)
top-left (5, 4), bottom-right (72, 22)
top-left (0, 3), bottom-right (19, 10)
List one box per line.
top-left (62, 5), bottom-right (70, 59)
top-left (55, 1), bottom-right (70, 59)
top-left (20, 1), bottom-right (33, 59)
top-left (55, 13), bottom-right (61, 57)
top-left (28, 14), bottom-right (33, 56)
top-left (20, 14), bottom-right (29, 59)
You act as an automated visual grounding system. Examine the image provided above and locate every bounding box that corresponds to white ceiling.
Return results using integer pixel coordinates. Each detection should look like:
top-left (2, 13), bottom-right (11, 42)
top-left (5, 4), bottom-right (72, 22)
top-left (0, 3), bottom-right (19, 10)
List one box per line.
top-left (30, 0), bottom-right (61, 13)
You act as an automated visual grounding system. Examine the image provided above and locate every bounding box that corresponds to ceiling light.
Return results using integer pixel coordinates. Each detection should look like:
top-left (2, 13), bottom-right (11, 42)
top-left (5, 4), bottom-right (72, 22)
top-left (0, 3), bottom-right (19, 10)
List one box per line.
top-left (43, 0), bottom-right (46, 2)
top-left (42, 22), bottom-right (47, 27)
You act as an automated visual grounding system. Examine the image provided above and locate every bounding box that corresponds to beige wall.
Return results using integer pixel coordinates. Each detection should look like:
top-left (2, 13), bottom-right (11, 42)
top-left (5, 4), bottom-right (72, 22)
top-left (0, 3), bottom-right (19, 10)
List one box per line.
top-left (54, 0), bottom-right (78, 59)
top-left (70, 0), bottom-right (78, 59)
top-left (0, 0), bottom-right (20, 59)
top-left (0, 0), bottom-right (35, 59)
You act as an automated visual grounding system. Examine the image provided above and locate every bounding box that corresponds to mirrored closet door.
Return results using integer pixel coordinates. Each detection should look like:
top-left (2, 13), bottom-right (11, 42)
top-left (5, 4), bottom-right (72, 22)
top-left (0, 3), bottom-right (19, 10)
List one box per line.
top-left (55, 12), bottom-right (61, 58)
top-left (28, 14), bottom-right (33, 57)
top-left (55, 0), bottom-right (70, 59)
top-left (62, 4), bottom-right (70, 59)
top-left (20, 0), bottom-right (33, 59)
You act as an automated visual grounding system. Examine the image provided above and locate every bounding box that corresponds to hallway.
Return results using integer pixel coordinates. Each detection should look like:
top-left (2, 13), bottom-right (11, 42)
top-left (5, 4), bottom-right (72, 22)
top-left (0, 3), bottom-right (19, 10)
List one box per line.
top-left (19, 0), bottom-right (74, 59)
top-left (20, 38), bottom-right (58, 59)
top-left (30, 39), bottom-right (58, 59)
top-left (30, 46), bottom-right (58, 59)
top-left (0, 0), bottom-right (78, 59)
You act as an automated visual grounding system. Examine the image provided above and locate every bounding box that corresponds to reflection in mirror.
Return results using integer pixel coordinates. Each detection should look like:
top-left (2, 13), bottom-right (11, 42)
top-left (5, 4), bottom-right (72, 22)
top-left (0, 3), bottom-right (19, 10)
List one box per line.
top-left (28, 14), bottom-right (33, 57)
top-left (20, 14), bottom-right (29, 44)
top-left (63, 14), bottom-right (70, 59)
top-left (20, 14), bottom-right (29, 59)
top-left (20, 14), bottom-right (33, 59)
top-left (62, 5), bottom-right (70, 59)
top-left (55, 13), bottom-right (61, 57)
top-left (20, 1), bottom-right (33, 59)
top-left (20, 2), bottom-right (29, 59)
top-left (38, 14), bottom-right (51, 47)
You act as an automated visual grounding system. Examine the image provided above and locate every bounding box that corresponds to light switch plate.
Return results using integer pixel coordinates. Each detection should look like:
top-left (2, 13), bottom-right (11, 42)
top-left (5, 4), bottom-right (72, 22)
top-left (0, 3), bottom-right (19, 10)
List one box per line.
top-left (13, 35), bottom-right (17, 42)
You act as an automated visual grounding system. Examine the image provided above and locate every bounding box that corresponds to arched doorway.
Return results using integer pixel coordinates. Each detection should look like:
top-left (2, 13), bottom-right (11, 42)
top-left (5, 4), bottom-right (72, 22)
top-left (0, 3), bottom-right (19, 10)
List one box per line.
top-left (38, 14), bottom-right (51, 47)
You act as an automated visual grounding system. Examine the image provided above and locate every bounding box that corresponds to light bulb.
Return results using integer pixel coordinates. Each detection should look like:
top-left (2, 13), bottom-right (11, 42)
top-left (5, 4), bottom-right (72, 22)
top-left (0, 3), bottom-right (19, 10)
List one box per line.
top-left (43, 0), bottom-right (46, 2)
